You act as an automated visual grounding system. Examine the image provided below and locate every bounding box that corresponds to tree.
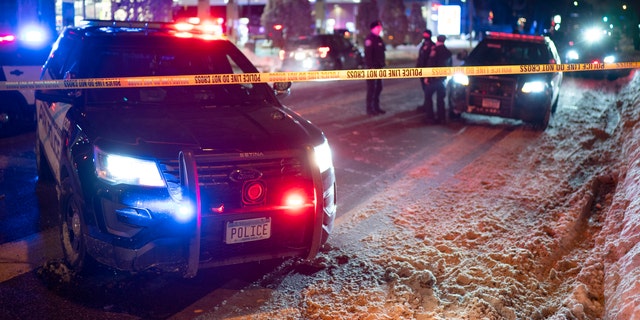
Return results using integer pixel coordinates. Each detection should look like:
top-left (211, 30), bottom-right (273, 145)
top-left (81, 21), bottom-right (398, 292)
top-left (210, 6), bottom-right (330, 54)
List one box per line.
top-left (380, 0), bottom-right (408, 47)
top-left (356, 0), bottom-right (380, 45)
top-left (261, 0), bottom-right (314, 47)
top-left (407, 3), bottom-right (427, 45)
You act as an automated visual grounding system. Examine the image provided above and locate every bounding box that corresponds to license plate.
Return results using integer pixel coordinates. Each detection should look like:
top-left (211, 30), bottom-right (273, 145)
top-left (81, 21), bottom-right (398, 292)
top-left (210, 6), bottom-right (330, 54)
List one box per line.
top-left (482, 98), bottom-right (500, 109)
top-left (225, 217), bottom-right (271, 244)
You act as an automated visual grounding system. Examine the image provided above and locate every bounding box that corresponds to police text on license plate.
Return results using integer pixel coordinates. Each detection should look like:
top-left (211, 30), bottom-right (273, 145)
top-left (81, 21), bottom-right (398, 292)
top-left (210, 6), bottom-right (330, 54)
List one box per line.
top-left (225, 217), bottom-right (271, 244)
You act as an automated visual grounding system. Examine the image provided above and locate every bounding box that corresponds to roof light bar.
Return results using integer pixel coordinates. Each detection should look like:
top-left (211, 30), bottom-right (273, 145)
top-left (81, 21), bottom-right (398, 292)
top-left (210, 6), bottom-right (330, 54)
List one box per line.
top-left (486, 32), bottom-right (545, 42)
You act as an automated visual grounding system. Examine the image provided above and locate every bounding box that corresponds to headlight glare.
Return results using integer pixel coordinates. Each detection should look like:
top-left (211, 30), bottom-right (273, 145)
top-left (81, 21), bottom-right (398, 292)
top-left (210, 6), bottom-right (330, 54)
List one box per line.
top-left (584, 27), bottom-right (604, 42)
top-left (95, 148), bottom-right (165, 187)
top-left (603, 55), bottom-right (615, 63)
top-left (18, 24), bottom-right (49, 48)
top-left (313, 140), bottom-right (333, 173)
top-left (521, 81), bottom-right (546, 93)
top-left (452, 73), bottom-right (469, 86)
top-left (566, 50), bottom-right (579, 60)
top-left (176, 201), bottom-right (196, 222)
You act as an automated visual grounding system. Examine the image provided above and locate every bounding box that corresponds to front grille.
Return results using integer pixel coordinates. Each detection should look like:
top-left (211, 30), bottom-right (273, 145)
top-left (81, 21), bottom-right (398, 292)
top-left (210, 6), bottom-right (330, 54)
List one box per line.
top-left (467, 76), bottom-right (517, 117)
top-left (159, 150), bottom-right (310, 213)
top-left (159, 149), bottom-right (317, 262)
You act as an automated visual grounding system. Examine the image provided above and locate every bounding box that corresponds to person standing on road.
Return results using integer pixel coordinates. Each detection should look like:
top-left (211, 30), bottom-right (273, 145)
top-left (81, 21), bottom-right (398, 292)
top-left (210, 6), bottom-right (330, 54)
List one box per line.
top-left (424, 35), bottom-right (452, 124)
top-left (415, 29), bottom-right (435, 111)
top-left (364, 20), bottom-right (386, 116)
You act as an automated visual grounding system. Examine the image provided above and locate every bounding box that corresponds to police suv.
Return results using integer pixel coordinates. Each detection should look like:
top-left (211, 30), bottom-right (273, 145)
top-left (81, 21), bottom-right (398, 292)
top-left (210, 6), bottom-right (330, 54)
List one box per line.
top-left (35, 21), bottom-right (336, 278)
top-left (448, 32), bottom-right (563, 130)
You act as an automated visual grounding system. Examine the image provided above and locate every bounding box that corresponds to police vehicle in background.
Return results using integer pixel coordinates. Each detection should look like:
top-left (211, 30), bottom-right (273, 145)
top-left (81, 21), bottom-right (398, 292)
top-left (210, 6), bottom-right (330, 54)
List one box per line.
top-left (279, 34), bottom-right (364, 71)
top-left (0, 23), bottom-right (51, 135)
top-left (560, 22), bottom-right (626, 80)
top-left (35, 20), bottom-right (336, 278)
top-left (448, 32), bottom-right (563, 130)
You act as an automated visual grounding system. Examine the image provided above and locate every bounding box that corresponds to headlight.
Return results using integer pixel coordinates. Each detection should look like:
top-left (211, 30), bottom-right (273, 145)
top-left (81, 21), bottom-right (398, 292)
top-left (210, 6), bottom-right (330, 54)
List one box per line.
top-left (603, 55), bottom-right (615, 63)
top-left (313, 140), bottom-right (333, 173)
top-left (94, 147), bottom-right (165, 187)
top-left (584, 27), bottom-right (604, 43)
top-left (452, 73), bottom-right (469, 86)
top-left (521, 81), bottom-right (546, 93)
top-left (566, 50), bottom-right (579, 60)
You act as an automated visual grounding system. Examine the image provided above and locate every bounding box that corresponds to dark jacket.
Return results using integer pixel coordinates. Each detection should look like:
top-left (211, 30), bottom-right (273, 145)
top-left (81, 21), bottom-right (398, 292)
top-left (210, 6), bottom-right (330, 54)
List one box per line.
top-left (428, 42), bottom-right (452, 82)
top-left (364, 33), bottom-right (386, 69)
top-left (416, 39), bottom-right (435, 68)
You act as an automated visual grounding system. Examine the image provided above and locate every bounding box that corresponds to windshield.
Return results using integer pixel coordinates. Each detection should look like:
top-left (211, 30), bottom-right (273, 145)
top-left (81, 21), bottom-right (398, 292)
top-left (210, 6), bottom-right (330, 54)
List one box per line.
top-left (466, 40), bottom-right (550, 65)
top-left (79, 37), bottom-right (274, 106)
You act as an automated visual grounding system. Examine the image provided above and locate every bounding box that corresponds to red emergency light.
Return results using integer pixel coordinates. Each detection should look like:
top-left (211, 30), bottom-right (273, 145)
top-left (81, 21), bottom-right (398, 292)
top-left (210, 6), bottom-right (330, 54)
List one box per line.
top-left (0, 34), bottom-right (16, 42)
top-left (486, 32), bottom-right (545, 43)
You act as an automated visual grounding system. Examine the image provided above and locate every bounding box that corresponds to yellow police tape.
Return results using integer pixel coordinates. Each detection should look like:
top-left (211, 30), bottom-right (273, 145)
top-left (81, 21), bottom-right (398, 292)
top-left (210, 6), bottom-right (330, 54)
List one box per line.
top-left (1, 62), bottom-right (639, 91)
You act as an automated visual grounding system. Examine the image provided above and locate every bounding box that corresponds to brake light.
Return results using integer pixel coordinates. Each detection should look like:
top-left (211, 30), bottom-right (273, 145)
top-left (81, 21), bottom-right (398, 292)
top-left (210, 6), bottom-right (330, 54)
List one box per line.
top-left (318, 46), bottom-right (330, 58)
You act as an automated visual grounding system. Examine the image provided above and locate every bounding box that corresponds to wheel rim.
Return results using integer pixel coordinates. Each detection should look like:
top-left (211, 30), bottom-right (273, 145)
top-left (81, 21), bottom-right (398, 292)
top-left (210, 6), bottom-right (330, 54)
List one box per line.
top-left (62, 197), bottom-right (83, 265)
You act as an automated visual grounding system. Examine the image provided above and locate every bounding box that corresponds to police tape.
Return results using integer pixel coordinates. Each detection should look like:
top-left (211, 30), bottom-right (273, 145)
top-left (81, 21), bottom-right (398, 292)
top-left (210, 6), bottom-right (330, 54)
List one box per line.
top-left (1, 62), bottom-right (639, 91)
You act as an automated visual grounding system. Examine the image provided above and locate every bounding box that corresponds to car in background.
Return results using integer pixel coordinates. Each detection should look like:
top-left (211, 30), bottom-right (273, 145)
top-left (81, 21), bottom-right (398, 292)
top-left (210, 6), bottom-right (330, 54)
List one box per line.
top-left (279, 34), bottom-right (364, 71)
top-left (560, 24), bottom-right (625, 80)
top-left (448, 32), bottom-right (563, 130)
top-left (0, 24), bottom-right (51, 136)
top-left (35, 20), bottom-right (336, 278)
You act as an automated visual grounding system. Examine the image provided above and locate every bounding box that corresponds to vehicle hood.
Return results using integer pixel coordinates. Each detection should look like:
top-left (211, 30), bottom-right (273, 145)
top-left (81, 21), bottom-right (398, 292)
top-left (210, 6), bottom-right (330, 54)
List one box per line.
top-left (568, 43), bottom-right (617, 57)
top-left (84, 104), bottom-right (323, 154)
top-left (461, 62), bottom-right (557, 82)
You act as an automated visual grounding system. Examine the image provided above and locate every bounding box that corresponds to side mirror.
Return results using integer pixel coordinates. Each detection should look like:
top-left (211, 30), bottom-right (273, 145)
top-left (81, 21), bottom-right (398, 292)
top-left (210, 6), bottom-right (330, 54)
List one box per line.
top-left (273, 81), bottom-right (292, 98)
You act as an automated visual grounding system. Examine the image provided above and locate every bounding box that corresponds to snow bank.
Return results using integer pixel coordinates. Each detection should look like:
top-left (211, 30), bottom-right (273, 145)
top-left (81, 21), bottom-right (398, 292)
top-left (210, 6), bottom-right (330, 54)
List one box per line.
top-left (201, 71), bottom-right (640, 320)
top-left (602, 80), bottom-right (640, 319)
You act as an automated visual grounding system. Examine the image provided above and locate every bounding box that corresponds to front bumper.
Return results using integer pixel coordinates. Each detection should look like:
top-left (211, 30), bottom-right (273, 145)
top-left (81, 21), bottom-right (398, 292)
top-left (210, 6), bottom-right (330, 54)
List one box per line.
top-left (84, 149), bottom-right (336, 277)
top-left (449, 77), bottom-right (552, 123)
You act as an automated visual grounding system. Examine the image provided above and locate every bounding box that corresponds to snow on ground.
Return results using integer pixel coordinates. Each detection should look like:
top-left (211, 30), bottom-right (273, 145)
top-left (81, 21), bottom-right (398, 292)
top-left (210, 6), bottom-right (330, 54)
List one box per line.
top-left (201, 68), bottom-right (640, 319)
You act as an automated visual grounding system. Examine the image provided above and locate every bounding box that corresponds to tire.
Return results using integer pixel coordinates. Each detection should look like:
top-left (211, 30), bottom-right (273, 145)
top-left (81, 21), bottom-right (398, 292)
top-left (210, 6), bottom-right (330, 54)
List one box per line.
top-left (447, 95), bottom-right (462, 121)
top-left (551, 97), bottom-right (559, 115)
top-left (448, 108), bottom-right (462, 121)
top-left (59, 177), bottom-right (92, 274)
top-left (534, 105), bottom-right (551, 131)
